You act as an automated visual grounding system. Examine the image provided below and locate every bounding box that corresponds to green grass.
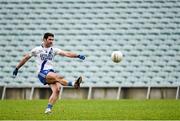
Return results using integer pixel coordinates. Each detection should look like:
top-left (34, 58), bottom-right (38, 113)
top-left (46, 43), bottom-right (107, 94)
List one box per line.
top-left (0, 99), bottom-right (180, 120)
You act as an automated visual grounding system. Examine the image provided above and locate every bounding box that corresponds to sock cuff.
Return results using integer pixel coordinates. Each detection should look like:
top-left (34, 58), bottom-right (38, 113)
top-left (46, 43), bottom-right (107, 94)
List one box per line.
top-left (47, 104), bottom-right (53, 109)
top-left (67, 81), bottom-right (73, 86)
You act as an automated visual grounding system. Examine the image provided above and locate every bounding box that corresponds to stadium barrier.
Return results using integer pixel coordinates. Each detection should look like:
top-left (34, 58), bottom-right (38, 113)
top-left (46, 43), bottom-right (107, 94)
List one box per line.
top-left (0, 85), bottom-right (179, 100)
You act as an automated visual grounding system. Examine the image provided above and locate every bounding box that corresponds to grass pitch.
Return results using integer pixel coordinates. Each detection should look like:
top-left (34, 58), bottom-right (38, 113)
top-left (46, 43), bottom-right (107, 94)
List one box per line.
top-left (0, 99), bottom-right (180, 120)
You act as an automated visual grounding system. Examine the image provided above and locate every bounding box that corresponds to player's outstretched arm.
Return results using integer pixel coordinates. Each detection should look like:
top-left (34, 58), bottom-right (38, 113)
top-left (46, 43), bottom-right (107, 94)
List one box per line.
top-left (13, 53), bottom-right (31, 77)
top-left (58, 50), bottom-right (85, 60)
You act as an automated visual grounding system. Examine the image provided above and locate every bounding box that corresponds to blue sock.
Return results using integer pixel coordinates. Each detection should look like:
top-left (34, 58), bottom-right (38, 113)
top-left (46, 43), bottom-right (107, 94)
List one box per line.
top-left (47, 104), bottom-right (53, 109)
top-left (67, 81), bottom-right (73, 86)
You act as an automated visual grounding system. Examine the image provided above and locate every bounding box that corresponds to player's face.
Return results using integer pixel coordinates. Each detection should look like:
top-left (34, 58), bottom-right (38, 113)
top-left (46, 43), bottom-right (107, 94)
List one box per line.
top-left (44, 36), bottom-right (54, 47)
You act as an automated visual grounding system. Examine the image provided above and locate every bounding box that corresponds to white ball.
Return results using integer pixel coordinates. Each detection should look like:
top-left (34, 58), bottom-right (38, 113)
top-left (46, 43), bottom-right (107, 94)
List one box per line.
top-left (111, 51), bottom-right (123, 63)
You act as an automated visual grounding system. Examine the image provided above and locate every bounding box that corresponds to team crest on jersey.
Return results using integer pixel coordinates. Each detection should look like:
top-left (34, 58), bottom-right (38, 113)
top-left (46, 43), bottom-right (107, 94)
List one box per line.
top-left (40, 48), bottom-right (54, 60)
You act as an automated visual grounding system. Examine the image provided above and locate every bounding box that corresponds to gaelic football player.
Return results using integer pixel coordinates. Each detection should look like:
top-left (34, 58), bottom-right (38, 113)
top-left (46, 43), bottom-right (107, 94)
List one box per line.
top-left (13, 33), bottom-right (85, 114)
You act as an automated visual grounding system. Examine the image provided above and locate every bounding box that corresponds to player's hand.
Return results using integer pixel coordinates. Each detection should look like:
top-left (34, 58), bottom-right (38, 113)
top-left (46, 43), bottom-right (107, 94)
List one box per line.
top-left (77, 55), bottom-right (85, 60)
top-left (13, 68), bottom-right (18, 78)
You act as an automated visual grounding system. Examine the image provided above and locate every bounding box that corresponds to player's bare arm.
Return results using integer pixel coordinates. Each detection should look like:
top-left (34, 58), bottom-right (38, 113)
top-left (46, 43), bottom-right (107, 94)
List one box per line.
top-left (13, 53), bottom-right (31, 77)
top-left (58, 50), bottom-right (85, 60)
top-left (16, 54), bottom-right (31, 69)
top-left (58, 50), bottom-right (78, 58)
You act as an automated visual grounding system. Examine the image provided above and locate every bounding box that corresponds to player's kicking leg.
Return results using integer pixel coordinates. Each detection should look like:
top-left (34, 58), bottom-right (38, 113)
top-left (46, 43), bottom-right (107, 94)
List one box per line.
top-left (46, 72), bottom-right (82, 88)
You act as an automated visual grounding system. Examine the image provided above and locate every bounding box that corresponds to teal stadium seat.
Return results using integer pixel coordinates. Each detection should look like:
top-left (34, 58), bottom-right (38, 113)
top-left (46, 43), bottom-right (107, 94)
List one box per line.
top-left (0, 0), bottom-right (180, 87)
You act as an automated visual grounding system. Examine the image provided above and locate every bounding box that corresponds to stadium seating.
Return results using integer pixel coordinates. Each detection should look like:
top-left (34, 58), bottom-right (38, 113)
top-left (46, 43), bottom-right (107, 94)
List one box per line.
top-left (0, 0), bottom-right (179, 88)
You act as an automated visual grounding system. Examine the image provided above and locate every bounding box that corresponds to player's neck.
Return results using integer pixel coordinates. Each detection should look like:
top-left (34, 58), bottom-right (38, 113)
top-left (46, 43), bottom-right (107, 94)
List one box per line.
top-left (43, 43), bottom-right (51, 48)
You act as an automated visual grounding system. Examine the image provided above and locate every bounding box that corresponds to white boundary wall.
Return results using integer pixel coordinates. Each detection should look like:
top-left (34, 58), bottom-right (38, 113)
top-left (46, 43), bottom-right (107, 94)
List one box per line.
top-left (0, 86), bottom-right (179, 100)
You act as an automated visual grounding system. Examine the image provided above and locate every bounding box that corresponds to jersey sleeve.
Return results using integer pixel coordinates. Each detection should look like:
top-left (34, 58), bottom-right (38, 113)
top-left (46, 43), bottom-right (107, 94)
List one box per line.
top-left (29, 47), bottom-right (39, 57)
top-left (54, 48), bottom-right (63, 55)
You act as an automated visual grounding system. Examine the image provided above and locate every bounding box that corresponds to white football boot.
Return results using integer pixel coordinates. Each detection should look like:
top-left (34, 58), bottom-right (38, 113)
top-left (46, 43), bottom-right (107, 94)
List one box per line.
top-left (44, 108), bottom-right (51, 114)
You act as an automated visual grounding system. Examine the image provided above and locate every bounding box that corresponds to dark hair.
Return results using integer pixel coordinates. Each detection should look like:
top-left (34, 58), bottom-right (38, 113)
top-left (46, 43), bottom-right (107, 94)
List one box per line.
top-left (43, 32), bottom-right (54, 39)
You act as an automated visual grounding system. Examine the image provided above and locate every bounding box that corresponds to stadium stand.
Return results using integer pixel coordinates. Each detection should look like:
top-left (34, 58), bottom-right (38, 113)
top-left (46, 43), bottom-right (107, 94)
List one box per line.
top-left (0, 0), bottom-right (179, 99)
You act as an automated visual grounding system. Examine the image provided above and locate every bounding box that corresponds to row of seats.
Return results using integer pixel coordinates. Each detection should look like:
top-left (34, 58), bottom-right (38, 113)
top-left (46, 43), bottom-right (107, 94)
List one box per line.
top-left (1, 77), bottom-right (179, 87)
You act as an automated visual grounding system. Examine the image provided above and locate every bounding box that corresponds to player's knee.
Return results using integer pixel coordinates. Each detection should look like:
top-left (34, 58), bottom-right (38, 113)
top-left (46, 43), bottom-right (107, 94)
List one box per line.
top-left (53, 87), bottom-right (60, 95)
top-left (55, 75), bottom-right (64, 81)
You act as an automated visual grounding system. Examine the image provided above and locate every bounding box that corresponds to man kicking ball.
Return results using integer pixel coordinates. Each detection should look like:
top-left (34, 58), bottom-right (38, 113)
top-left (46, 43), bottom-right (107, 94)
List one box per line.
top-left (13, 32), bottom-right (85, 114)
